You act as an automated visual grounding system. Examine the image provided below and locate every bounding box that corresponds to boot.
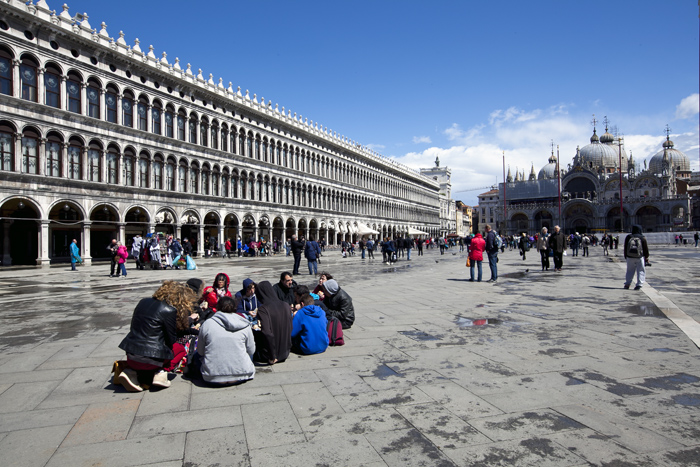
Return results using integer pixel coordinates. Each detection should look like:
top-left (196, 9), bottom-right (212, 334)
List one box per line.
top-left (151, 370), bottom-right (171, 389)
top-left (117, 368), bottom-right (143, 392)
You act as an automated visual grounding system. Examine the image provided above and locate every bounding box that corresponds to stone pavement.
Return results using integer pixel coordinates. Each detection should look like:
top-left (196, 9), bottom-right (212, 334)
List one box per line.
top-left (0, 243), bottom-right (699, 467)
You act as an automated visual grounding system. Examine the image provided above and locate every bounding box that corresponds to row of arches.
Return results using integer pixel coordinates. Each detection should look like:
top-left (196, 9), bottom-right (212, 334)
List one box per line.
top-left (0, 42), bottom-right (436, 205)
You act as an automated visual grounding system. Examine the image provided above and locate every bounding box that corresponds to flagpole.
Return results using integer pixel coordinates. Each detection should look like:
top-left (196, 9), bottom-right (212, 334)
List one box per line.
top-left (557, 145), bottom-right (561, 226)
top-left (502, 151), bottom-right (507, 235)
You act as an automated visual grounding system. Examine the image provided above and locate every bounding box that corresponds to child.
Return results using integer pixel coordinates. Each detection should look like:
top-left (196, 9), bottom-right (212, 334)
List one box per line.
top-left (291, 294), bottom-right (329, 355)
top-left (235, 278), bottom-right (261, 331)
top-left (202, 273), bottom-right (232, 312)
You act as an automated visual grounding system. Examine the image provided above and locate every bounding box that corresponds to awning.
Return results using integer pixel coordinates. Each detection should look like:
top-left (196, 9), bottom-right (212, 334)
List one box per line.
top-left (356, 224), bottom-right (379, 235)
top-left (408, 227), bottom-right (429, 236)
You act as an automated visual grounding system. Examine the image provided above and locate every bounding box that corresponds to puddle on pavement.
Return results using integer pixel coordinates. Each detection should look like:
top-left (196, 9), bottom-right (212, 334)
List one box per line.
top-left (372, 364), bottom-right (403, 380)
top-left (648, 348), bottom-right (686, 353)
top-left (456, 317), bottom-right (502, 329)
top-left (672, 394), bottom-right (700, 406)
top-left (399, 330), bottom-right (440, 341)
top-left (622, 304), bottom-right (665, 317)
top-left (381, 265), bottom-right (413, 273)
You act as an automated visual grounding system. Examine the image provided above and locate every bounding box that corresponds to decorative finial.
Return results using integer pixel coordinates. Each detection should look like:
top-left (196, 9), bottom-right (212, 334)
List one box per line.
top-left (591, 114), bottom-right (597, 131)
top-left (603, 115), bottom-right (609, 131)
top-left (665, 124), bottom-right (672, 139)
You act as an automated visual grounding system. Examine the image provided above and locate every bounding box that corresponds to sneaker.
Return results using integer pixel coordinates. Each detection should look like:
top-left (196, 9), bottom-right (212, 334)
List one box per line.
top-left (151, 370), bottom-right (171, 389)
top-left (116, 368), bottom-right (143, 392)
top-left (634, 285), bottom-right (642, 290)
top-left (623, 284), bottom-right (630, 289)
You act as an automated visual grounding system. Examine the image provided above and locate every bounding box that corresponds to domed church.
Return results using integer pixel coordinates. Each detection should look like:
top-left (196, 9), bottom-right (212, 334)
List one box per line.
top-left (498, 119), bottom-right (692, 234)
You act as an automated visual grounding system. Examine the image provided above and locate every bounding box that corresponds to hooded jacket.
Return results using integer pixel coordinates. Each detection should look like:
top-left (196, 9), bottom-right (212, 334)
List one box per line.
top-left (468, 233), bottom-right (485, 262)
top-left (624, 225), bottom-right (649, 259)
top-left (235, 278), bottom-right (259, 317)
top-left (291, 305), bottom-right (329, 355)
top-left (203, 273), bottom-right (232, 311)
top-left (254, 281), bottom-right (292, 364)
top-left (197, 311), bottom-right (255, 384)
top-left (323, 286), bottom-right (355, 329)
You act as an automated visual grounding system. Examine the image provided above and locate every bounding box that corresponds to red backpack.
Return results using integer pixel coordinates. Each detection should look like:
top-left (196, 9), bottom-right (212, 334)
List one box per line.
top-left (327, 317), bottom-right (344, 346)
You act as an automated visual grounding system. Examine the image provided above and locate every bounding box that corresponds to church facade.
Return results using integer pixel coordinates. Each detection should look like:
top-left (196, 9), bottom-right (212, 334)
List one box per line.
top-left (497, 124), bottom-right (692, 235)
top-left (0, 0), bottom-right (441, 266)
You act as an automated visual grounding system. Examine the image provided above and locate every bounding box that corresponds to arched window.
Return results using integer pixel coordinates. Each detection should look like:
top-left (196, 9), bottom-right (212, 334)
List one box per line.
top-left (262, 138), bottom-right (268, 162)
top-left (232, 172), bottom-right (239, 198)
top-left (165, 157), bottom-right (176, 191)
top-left (255, 136), bottom-right (260, 160)
top-left (151, 101), bottom-right (162, 135)
top-left (256, 177), bottom-right (262, 200)
top-left (211, 122), bottom-right (218, 150)
top-left (106, 84), bottom-right (118, 123)
top-left (240, 174), bottom-right (246, 200)
top-left (276, 143), bottom-right (281, 166)
top-left (21, 128), bottom-right (39, 174)
top-left (189, 115), bottom-right (197, 144)
top-left (212, 167), bottom-right (220, 196)
top-left (201, 164), bottom-right (210, 195)
top-left (190, 162), bottom-right (199, 193)
top-left (87, 141), bottom-right (102, 182)
top-left (138, 152), bottom-right (149, 188)
top-left (178, 160), bottom-right (187, 192)
top-left (177, 110), bottom-right (186, 140)
top-left (66, 71), bottom-right (81, 113)
top-left (164, 105), bottom-right (174, 138)
top-left (122, 91), bottom-right (134, 127)
top-left (87, 78), bottom-right (100, 119)
top-left (20, 56), bottom-right (38, 102)
top-left (106, 145), bottom-right (118, 184)
top-left (200, 118), bottom-right (208, 147)
top-left (44, 63), bottom-right (61, 108)
top-left (247, 133), bottom-right (253, 158)
top-left (122, 148), bottom-right (135, 186)
top-left (221, 170), bottom-right (229, 197)
top-left (283, 145), bottom-right (288, 167)
top-left (221, 124), bottom-right (228, 152)
top-left (249, 175), bottom-right (255, 199)
top-left (230, 129), bottom-right (237, 154)
top-left (46, 132), bottom-right (62, 177)
top-left (68, 137), bottom-right (83, 180)
top-left (0, 48), bottom-right (13, 96)
top-left (239, 129), bottom-right (245, 156)
top-left (153, 155), bottom-right (163, 190)
top-left (137, 96), bottom-right (148, 131)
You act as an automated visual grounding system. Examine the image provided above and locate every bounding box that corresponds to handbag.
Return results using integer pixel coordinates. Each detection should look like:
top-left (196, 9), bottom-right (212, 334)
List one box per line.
top-left (466, 257), bottom-right (471, 267)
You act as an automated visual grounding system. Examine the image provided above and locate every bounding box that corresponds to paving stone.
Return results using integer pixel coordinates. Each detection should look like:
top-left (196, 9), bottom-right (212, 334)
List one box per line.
top-left (396, 403), bottom-right (492, 449)
top-left (190, 383), bottom-right (287, 410)
top-left (298, 407), bottom-right (410, 440)
top-left (0, 424), bottom-right (73, 467)
top-left (137, 377), bottom-right (191, 417)
top-left (365, 427), bottom-right (457, 467)
top-left (283, 381), bottom-right (345, 418)
top-left (417, 381), bottom-right (504, 420)
top-left (444, 436), bottom-right (588, 467)
top-left (0, 380), bottom-right (60, 413)
top-left (249, 434), bottom-right (384, 467)
top-left (37, 387), bottom-right (144, 409)
top-left (61, 399), bottom-right (139, 447)
top-left (51, 365), bottom-right (113, 395)
top-left (184, 426), bottom-right (250, 467)
top-left (648, 446), bottom-right (700, 467)
top-left (468, 409), bottom-right (586, 442)
top-left (241, 369), bottom-right (321, 388)
top-left (46, 340), bottom-right (103, 361)
top-left (315, 367), bottom-right (374, 395)
top-left (362, 369), bottom-right (451, 391)
top-left (0, 405), bottom-right (86, 433)
top-left (36, 356), bottom-right (119, 371)
top-left (0, 368), bottom-right (72, 385)
top-left (0, 346), bottom-right (59, 373)
top-left (46, 432), bottom-right (185, 467)
top-left (241, 400), bottom-right (305, 450)
top-left (334, 386), bottom-right (434, 412)
top-left (632, 414), bottom-right (700, 447)
top-left (128, 406), bottom-right (242, 438)
top-left (547, 427), bottom-right (657, 466)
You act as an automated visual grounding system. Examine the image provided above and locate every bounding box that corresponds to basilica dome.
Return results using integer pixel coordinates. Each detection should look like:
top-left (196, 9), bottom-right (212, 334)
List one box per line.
top-left (538, 152), bottom-right (558, 180)
top-left (579, 129), bottom-right (627, 172)
top-left (648, 137), bottom-right (691, 176)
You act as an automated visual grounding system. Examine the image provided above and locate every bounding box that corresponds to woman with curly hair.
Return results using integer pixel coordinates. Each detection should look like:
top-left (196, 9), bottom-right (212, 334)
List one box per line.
top-left (116, 280), bottom-right (194, 392)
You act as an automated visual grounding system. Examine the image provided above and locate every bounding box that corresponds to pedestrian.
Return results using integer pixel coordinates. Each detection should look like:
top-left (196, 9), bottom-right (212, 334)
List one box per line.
top-left (237, 236), bottom-right (243, 257)
top-left (224, 238), bottom-right (232, 258)
top-left (417, 237), bottom-right (424, 256)
top-left (484, 225), bottom-right (498, 282)
top-left (548, 225), bottom-right (566, 272)
top-left (468, 232), bottom-right (485, 282)
top-left (571, 232), bottom-right (580, 257)
top-left (695, 232), bottom-right (699, 248)
top-left (285, 238), bottom-right (291, 256)
top-left (304, 236), bottom-right (322, 275)
top-left (406, 237), bottom-right (413, 260)
top-left (116, 241), bottom-right (128, 277)
top-left (169, 238), bottom-right (183, 268)
top-left (519, 232), bottom-right (528, 260)
top-left (582, 233), bottom-right (590, 257)
top-left (438, 236), bottom-right (446, 255)
top-left (290, 235), bottom-right (304, 275)
top-left (366, 238), bottom-right (375, 259)
top-left (623, 225), bottom-right (650, 290)
top-left (537, 227), bottom-right (550, 271)
top-left (202, 273), bottom-right (232, 312)
top-left (360, 237), bottom-right (367, 259)
top-left (70, 238), bottom-right (81, 271)
top-left (106, 238), bottom-right (119, 277)
top-left (131, 234), bottom-right (144, 270)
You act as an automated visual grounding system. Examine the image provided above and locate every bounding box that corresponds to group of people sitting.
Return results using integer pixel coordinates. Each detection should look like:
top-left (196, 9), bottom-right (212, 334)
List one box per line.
top-left (114, 270), bottom-right (354, 391)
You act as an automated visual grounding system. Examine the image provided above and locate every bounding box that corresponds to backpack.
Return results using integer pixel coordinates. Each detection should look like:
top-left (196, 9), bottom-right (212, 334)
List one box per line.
top-left (626, 236), bottom-right (643, 258)
top-left (327, 317), bottom-right (344, 346)
top-left (495, 235), bottom-right (503, 249)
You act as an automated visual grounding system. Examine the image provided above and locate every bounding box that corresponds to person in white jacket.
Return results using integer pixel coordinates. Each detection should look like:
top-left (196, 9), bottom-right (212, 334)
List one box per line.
top-left (197, 296), bottom-right (255, 385)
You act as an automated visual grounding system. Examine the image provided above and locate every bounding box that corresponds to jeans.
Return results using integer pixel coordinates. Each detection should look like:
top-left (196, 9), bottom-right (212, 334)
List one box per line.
top-left (361, 249), bottom-right (365, 259)
top-left (293, 254), bottom-right (301, 275)
top-left (71, 261), bottom-right (77, 271)
top-left (625, 257), bottom-right (646, 287)
top-left (117, 263), bottom-right (127, 277)
top-left (487, 252), bottom-right (498, 280)
top-left (307, 260), bottom-right (318, 275)
top-left (470, 260), bottom-right (482, 281)
top-left (572, 246), bottom-right (579, 256)
top-left (407, 248), bottom-right (412, 260)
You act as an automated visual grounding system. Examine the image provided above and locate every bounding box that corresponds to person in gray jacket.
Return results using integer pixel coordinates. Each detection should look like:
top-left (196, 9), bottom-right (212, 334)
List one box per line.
top-left (197, 296), bottom-right (255, 385)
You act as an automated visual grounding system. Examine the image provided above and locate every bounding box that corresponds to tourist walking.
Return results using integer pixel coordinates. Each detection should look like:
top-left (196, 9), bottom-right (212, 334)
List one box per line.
top-left (70, 238), bottom-right (81, 271)
top-left (623, 225), bottom-right (650, 290)
top-left (537, 227), bottom-right (550, 271)
top-left (548, 225), bottom-right (566, 272)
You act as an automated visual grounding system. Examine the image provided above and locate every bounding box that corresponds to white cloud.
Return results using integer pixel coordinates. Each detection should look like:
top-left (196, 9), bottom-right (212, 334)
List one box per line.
top-left (675, 94), bottom-right (699, 120)
top-left (412, 136), bottom-right (431, 144)
top-left (366, 143), bottom-right (385, 150)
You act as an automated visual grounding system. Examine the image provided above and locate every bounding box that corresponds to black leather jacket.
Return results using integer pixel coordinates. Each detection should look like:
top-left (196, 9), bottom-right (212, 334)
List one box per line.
top-left (323, 288), bottom-right (355, 329)
top-left (119, 297), bottom-right (178, 361)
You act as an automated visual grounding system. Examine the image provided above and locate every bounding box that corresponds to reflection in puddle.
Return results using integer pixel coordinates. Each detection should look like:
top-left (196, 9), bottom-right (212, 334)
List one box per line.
top-left (622, 304), bottom-right (664, 317)
top-left (456, 317), bottom-right (502, 329)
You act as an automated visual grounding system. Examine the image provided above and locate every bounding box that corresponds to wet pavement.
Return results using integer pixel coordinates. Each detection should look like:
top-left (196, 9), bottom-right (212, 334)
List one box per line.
top-left (0, 243), bottom-right (699, 466)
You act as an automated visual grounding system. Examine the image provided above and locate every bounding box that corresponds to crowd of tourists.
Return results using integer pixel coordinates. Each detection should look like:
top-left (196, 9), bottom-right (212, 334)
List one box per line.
top-left (113, 270), bottom-right (354, 392)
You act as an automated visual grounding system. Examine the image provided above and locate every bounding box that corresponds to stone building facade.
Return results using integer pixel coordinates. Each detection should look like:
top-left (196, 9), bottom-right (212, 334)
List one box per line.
top-left (0, 0), bottom-right (440, 266)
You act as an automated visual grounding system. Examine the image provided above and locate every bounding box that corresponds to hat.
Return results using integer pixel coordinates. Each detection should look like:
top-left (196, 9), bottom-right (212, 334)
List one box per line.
top-left (186, 278), bottom-right (204, 294)
top-left (323, 279), bottom-right (339, 295)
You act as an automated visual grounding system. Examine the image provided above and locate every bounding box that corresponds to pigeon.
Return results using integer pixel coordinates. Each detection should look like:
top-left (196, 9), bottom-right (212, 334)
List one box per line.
top-left (525, 269), bottom-right (529, 273)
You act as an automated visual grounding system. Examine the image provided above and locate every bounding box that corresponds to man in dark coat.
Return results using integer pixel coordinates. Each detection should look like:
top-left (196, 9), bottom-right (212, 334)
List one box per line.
top-left (322, 279), bottom-right (355, 329)
top-left (623, 224), bottom-right (650, 290)
top-left (548, 225), bottom-right (566, 272)
top-left (484, 225), bottom-right (498, 282)
top-left (273, 271), bottom-right (297, 309)
top-left (290, 235), bottom-right (304, 275)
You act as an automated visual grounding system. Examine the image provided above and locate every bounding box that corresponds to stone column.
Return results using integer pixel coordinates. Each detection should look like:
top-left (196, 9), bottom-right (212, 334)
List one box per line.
top-left (60, 142), bottom-right (68, 179)
top-left (176, 224), bottom-right (182, 240)
top-left (38, 137), bottom-right (46, 176)
top-left (218, 225), bottom-right (224, 253)
top-left (80, 83), bottom-right (87, 116)
top-left (99, 89), bottom-right (105, 120)
top-left (253, 227), bottom-right (259, 242)
top-left (118, 222), bottom-right (126, 243)
top-left (37, 219), bottom-right (51, 267)
top-left (13, 133), bottom-right (21, 173)
top-left (37, 67), bottom-right (45, 105)
top-left (82, 221), bottom-right (92, 265)
top-left (80, 145), bottom-right (87, 180)
top-left (2, 220), bottom-right (12, 266)
top-left (11, 59), bottom-right (19, 97)
top-left (197, 224), bottom-right (205, 257)
top-left (60, 76), bottom-right (67, 111)
top-left (116, 93), bottom-right (122, 125)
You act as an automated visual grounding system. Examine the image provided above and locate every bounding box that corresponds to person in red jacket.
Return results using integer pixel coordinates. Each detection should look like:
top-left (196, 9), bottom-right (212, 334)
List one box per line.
top-left (468, 233), bottom-right (486, 282)
top-left (202, 273), bottom-right (232, 312)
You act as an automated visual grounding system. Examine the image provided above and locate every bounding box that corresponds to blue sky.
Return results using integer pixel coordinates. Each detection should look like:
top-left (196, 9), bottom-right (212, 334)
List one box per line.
top-left (59, 0), bottom-right (698, 205)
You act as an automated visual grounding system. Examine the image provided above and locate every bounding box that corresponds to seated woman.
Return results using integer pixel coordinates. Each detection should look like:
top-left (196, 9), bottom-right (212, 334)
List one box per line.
top-left (292, 294), bottom-right (329, 355)
top-left (117, 280), bottom-right (194, 392)
top-left (197, 296), bottom-right (256, 385)
top-left (253, 281), bottom-right (292, 365)
top-left (202, 273), bottom-right (232, 312)
top-left (312, 272), bottom-right (333, 300)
